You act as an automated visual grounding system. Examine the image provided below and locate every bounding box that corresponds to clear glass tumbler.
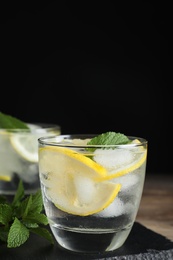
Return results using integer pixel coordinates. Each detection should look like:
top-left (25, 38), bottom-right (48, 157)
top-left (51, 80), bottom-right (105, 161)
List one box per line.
top-left (38, 134), bottom-right (147, 254)
top-left (0, 123), bottom-right (61, 194)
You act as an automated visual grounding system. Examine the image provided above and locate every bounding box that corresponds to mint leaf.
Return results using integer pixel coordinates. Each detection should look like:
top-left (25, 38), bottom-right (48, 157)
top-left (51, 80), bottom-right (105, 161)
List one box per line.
top-left (12, 180), bottom-right (25, 208)
top-left (31, 227), bottom-right (54, 244)
top-left (0, 226), bottom-right (9, 242)
top-left (22, 222), bottom-right (39, 228)
top-left (0, 204), bottom-right (13, 225)
top-left (87, 132), bottom-right (130, 152)
top-left (0, 111), bottom-right (29, 129)
top-left (25, 212), bottom-right (48, 225)
top-left (7, 217), bottom-right (29, 248)
top-left (0, 195), bottom-right (8, 204)
top-left (29, 189), bottom-right (44, 213)
top-left (19, 195), bottom-right (33, 218)
top-left (0, 181), bottom-right (54, 248)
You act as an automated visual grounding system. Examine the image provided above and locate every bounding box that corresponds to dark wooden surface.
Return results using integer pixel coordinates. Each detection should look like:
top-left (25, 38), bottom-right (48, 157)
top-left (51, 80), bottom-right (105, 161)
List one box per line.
top-left (136, 173), bottom-right (173, 241)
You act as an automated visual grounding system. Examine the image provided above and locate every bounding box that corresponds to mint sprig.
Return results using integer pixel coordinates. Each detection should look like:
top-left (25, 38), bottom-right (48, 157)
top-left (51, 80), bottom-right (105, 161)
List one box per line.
top-left (87, 132), bottom-right (130, 152)
top-left (0, 111), bottom-right (29, 129)
top-left (0, 180), bottom-right (54, 248)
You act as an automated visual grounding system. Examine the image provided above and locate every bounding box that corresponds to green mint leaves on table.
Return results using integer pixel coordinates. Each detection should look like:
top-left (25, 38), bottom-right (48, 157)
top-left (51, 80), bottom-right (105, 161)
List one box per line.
top-left (0, 111), bottom-right (29, 129)
top-left (87, 131), bottom-right (130, 152)
top-left (0, 180), bottom-right (54, 248)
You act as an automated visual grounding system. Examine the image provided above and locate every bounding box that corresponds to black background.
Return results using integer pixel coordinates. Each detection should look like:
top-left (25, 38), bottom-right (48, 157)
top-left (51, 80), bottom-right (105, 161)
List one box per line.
top-left (0, 1), bottom-right (171, 174)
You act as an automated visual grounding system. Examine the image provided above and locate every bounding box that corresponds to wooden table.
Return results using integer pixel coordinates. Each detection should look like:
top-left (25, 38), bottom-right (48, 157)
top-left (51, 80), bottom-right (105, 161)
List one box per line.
top-left (136, 173), bottom-right (173, 241)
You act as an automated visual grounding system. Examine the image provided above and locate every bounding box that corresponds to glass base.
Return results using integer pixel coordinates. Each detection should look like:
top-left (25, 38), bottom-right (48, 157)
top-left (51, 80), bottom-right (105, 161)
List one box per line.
top-left (50, 225), bottom-right (132, 253)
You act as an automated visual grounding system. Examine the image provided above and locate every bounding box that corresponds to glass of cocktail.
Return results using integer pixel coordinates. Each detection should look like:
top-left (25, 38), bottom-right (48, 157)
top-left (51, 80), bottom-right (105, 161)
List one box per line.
top-left (38, 132), bottom-right (147, 253)
top-left (0, 123), bottom-right (61, 194)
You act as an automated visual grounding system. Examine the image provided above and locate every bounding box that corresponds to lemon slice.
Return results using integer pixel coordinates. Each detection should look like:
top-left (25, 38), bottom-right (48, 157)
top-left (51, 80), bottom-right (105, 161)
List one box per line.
top-left (0, 174), bottom-right (11, 181)
top-left (9, 124), bottom-right (43, 163)
top-left (10, 134), bottom-right (38, 163)
top-left (39, 146), bottom-right (121, 216)
top-left (94, 139), bottom-right (147, 181)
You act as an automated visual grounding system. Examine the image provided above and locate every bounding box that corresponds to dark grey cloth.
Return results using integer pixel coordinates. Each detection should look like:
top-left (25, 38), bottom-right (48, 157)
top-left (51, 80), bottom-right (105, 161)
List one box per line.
top-left (99, 249), bottom-right (173, 259)
top-left (0, 222), bottom-right (173, 260)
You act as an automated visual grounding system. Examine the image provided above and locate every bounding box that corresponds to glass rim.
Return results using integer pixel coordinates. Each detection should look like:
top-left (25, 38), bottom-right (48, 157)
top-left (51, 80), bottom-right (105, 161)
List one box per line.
top-left (0, 123), bottom-right (61, 134)
top-left (38, 134), bottom-right (148, 148)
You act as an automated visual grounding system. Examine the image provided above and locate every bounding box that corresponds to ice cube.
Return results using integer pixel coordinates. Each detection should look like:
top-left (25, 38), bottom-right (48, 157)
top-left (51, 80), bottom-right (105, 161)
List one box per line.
top-left (17, 164), bottom-right (38, 183)
top-left (95, 197), bottom-right (125, 217)
top-left (94, 148), bottom-right (134, 171)
top-left (74, 176), bottom-right (95, 204)
top-left (0, 138), bottom-right (21, 176)
top-left (112, 174), bottom-right (139, 192)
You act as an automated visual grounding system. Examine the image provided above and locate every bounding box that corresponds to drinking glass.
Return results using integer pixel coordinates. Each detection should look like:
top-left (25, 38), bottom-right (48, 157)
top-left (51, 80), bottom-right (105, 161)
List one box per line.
top-left (38, 134), bottom-right (147, 253)
top-left (0, 123), bottom-right (61, 194)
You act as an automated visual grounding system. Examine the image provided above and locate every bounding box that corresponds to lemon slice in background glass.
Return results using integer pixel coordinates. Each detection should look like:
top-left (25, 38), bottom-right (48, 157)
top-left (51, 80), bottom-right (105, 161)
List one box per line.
top-left (10, 124), bottom-right (40, 163)
top-left (39, 146), bottom-right (121, 216)
top-left (10, 134), bottom-right (38, 163)
top-left (0, 175), bottom-right (11, 181)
